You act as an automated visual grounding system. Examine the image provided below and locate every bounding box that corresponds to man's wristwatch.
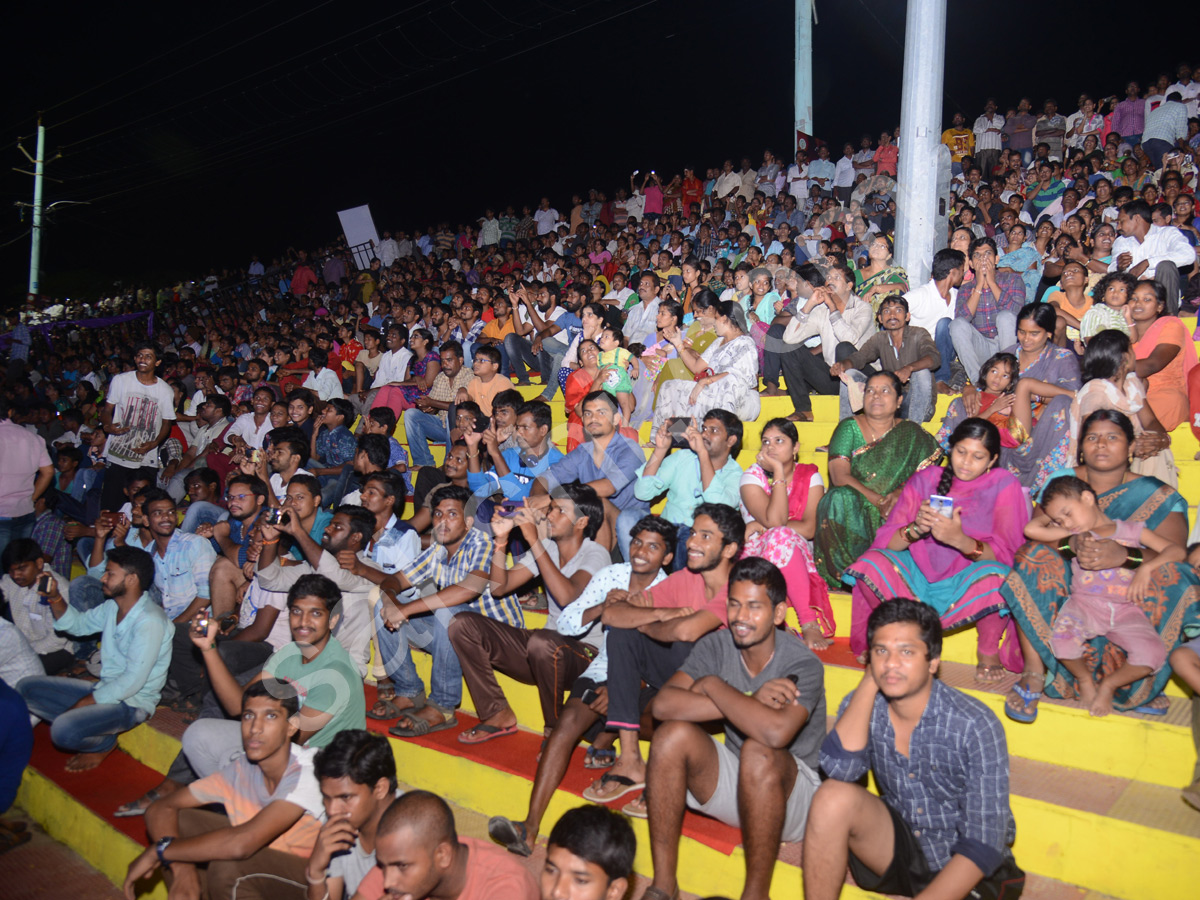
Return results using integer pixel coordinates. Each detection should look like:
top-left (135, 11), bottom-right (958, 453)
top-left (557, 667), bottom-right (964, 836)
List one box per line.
top-left (155, 836), bottom-right (176, 870)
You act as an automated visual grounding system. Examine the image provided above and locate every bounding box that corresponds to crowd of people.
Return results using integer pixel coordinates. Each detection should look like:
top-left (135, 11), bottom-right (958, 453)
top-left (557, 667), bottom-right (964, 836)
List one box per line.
top-left (2, 65), bottom-right (1200, 900)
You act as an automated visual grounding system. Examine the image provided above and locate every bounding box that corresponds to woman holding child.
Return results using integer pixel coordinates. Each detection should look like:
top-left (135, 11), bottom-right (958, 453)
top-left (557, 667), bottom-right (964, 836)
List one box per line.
top-left (1000, 409), bottom-right (1200, 720)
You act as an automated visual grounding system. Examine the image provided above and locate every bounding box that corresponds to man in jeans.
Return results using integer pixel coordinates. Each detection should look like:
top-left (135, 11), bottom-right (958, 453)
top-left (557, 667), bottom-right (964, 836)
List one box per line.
top-left (504, 282), bottom-right (575, 399)
top-left (402, 340), bottom-right (472, 467)
top-left (948, 237), bottom-right (1024, 387)
top-left (19, 546), bottom-right (171, 772)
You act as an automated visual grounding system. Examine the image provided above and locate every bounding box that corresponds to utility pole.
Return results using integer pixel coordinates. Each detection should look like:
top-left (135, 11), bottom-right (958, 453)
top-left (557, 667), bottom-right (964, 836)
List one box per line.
top-left (794, 0), bottom-right (816, 153)
top-left (894, 0), bottom-right (951, 287)
top-left (16, 118), bottom-right (57, 296)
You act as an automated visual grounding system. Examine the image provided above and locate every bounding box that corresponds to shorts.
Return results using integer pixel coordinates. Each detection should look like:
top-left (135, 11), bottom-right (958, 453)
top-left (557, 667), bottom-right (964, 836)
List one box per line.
top-left (849, 802), bottom-right (1025, 899)
top-left (598, 365), bottom-right (633, 394)
top-left (685, 736), bottom-right (819, 843)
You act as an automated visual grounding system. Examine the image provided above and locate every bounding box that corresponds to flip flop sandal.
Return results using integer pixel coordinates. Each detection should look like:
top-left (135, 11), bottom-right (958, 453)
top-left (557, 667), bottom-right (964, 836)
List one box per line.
top-left (622, 792), bottom-right (648, 819)
top-left (641, 886), bottom-right (678, 900)
top-left (584, 747), bottom-right (616, 769)
top-left (389, 705), bottom-right (458, 738)
top-left (367, 691), bottom-right (425, 721)
top-left (487, 816), bottom-right (533, 857)
top-left (1134, 696), bottom-right (1169, 716)
top-left (1004, 676), bottom-right (1043, 724)
top-left (457, 723), bottom-right (518, 744)
top-left (581, 772), bottom-right (645, 804)
top-left (114, 788), bottom-right (165, 818)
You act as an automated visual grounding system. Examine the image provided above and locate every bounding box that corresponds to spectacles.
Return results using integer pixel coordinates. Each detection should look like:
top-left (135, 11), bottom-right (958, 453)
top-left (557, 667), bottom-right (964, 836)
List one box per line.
top-left (225, 492), bottom-right (253, 502)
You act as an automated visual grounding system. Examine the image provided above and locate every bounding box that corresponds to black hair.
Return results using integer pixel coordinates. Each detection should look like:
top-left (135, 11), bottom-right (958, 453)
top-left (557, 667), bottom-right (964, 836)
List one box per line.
top-left (367, 405), bottom-right (397, 433)
top-left (492, 389), bottom-right (524, 415)
top-left (658, 300), bottom-right (684, 328)
top-left (1015, 301), bottom-right (1058, 335)
top-left (308, 347), bottom-right (329, 369)
top-left (204, 393), bottom-right (232, 418)
top-left (286, 388), bottom-right (315, 410)
top-left (691, 288), bottom-right (721, 313)
top-left (1081, 329), bottom-right (1131, 384)
top-left (106, 545), bottom-right (156, 594)
top-left (378, 790), bottom-right (457, 844)
top-left (1132, 278), bottom-right (1167, 314)
top-left (556, 481), bottom-right (604, 541)
top-left (1122, 198), bottom-right (1152, 224)
top-left (760, 416), bottom-right (798, 445)
top-left (978, 352), bottom-right (1018, 389)
top-left (287, 573), bottom-right (342, 613)
top-left (272, 430), bottom-right (310, 462)
top-left (357, 433), bottom-right (392, 470)
top-left (56, 445), bottom-right (84, 466)
top-left (931, 248), bottom-right (966, 281)
top-left (287, 472), bottom-right (322, 499)
top-left (139, 487), bottom-right (175, 511)
top-left (876, 293), bottom-right (909, 316)
top-left (1092, 271), bottom-right (1138, 306)
top-left (1040, 474), bottom-right (1095, 507)
top-left (938, 417), bottom-right (1001, 495)
top-left (226, 472), bottom-right (268, 500)
top-left (1076, 408), bottom-right (1135, 463)
top-left (728, 556), bottom-right (788, 607)
top-left (702, 408), bottom-right (743, 457)
top-left (865, 369), bottom-right (905, 398)
top-left (243, 677), bottom-right (301, 718)
top-left (474, 345), bottom-right (502, 366)
top-left (313, 728), bottom-right (398, 793)
top-left (796, 262), bottom-right (826, 288)
top-left (692, 502), bottom-right (746, 558)
top-left (581, 390), bottom-right (620, 416)
top-left (335, 504), bottom-right (376, 548)
top-left (431, 483), bottom-right (473, 511)
top-left (629, 514), bottom-right (678, 562)
top-left (546, 805), bottom-right (636, 884)
top-left (455, 400), bottom-right (489, 432)
top-left (362, 470), bottom-right (407, 518)
top-left (326, 397), bottom-right (354, 424)
top-left (516, 399), bottom-right (553, 431)
top-left (2, 538), bottom-right (43, 570)
top-left (865, 597), bottom-right (943, 660)
top-left (439, 339), bottom-right (463, 360)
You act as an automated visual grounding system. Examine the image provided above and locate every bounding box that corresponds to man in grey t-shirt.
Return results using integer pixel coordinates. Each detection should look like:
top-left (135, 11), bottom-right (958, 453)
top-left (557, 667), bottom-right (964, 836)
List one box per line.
top-left (641, 557), bottom-right (826, 900)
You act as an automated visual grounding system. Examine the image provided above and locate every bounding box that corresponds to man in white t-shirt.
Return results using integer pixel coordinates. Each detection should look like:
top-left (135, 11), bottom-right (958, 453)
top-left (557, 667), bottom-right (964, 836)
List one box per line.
top-left (904, 248), bottom-right (965, 391)
top-left (100, 343), bottom-right (176, 509)
top-left (533, 198), bottom-right (560, 236)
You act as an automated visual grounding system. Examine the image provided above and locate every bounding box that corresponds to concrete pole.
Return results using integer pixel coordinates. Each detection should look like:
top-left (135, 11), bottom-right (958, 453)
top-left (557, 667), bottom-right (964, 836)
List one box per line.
top-left (894, 0), bottom-right (948, 287)
top-left (794, 0), bottom-right (813, 151)
top-left (28, 120), bottom-right (45, 295)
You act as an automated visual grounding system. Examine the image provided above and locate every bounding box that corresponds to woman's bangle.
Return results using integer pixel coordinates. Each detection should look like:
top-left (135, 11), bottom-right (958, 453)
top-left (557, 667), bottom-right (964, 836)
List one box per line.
top-left (965, 538), bottom-right (985, 562)
top-left (305, 869), bottom-right (326, 886)
top-left (1122, 548), bottom-right (1144, 570)
top-left (468, 451), bottom-right (479, 458)
top-left (1057, 537), bottom-right (1076, 560)
top-left (902, 523), bottom-right (921, 543)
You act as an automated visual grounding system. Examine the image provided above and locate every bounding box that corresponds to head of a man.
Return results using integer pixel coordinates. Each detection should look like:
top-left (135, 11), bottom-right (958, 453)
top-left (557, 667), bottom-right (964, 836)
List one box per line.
top-left (142, 489), bottom-right (177, 542)
top-left (100, 546), bottom-right (155, 601)
top-left (359, 471), bottom-right (406, 521)
top-left (270, 431), bottom-right (309, 476)
top-left (699, 409), bottom-right (741, 463)
top-left (726, 556), bottom-right (789, 652)
top-left (314, 729), bottom-right (398, 833)
top-left (374, 791), bottom-right (461, 900)
top-left (542, 805), bottom-right (636, 900)
top-left (685, 503), bottom-right (745, 574)
top-left (429, 485), bottom-right (475, 549)
top-left (866, 598), bottom-right (943, 701)
top-left (240, 678), bottom-right (300, 764)
top-left (581, 391), bottom-right (621, 442)
top-left (286, 574), bottom-right (342, 651)
top-left (514, 400), bottom-right (553, 454)
top-left (320, 505), bottom-right (374, 556)
top-left (2, 538), bottom-right (47, 588)
top-left (544, 481), bottom-right (603, 545)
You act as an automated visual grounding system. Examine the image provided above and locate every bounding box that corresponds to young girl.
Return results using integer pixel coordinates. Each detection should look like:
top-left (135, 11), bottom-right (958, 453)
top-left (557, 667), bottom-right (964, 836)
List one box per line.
top-left (1079, 271), bottom-right (1136, 343)
top-left (594, 324), bottom-right (637, 420)
top-left (1028, 475), bottom-right (1176, 716)
top-left (997, 223), bottom-right (1042, 301)
top-left (974, 353), bottom-right (1031, 448)
top-left (1044, 260), bottom-right (1093, 347)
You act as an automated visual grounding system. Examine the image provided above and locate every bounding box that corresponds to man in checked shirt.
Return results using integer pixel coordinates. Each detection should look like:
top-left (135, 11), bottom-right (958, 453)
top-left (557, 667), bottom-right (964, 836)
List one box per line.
top-left (802, 599), bottom-right (1024, 900)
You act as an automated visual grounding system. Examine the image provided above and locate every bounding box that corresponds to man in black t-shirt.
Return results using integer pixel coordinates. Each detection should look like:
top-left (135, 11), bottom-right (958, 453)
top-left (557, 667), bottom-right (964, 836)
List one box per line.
top-left (641, 557), bottom-right (826, 900)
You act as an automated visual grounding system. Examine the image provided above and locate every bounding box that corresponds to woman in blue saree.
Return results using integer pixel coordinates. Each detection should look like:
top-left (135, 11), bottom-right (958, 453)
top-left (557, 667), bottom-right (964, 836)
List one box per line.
top-left (1000, 409), bottom-right (1200, 721)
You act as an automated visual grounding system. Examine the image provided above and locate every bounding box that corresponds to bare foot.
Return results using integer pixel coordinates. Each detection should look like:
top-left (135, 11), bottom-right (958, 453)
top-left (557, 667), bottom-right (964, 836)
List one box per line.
top-left (802, 622), bottom-right (833, 651)
top-left (65, 747), bottom-right (113, 772)
top-left (1074, 676), bottom-right (1099, 711)
top-left (1089, 683), bottom-right (1116, 717)
top-left (974, 654), bottom-right (1006, 685)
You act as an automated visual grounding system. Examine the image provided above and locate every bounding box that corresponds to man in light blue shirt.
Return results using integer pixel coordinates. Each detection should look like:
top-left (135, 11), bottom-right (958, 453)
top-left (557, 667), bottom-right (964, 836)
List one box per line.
top-left (620, 409), bottom-right (743, 566)
top-left (19, 546), bottom-right (172, 771)
top-left (142, 489), bottom-right (218, 623)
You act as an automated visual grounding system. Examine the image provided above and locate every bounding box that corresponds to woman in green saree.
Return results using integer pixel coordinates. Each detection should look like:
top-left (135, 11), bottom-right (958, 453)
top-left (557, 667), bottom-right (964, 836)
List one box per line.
top-left (1000, 409), bottom-right (1200, 721)
top-left (814, 370), bottom-right (943, 589)
top-left (854, 233), bottom-right (909, 315)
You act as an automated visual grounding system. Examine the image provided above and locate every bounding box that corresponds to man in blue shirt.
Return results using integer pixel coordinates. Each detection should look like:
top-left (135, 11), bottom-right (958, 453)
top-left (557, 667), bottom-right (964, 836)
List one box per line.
top-left (19, 546), bottom-right (171, 772)
top-left (802, 599), bottom-right (1021, 900)
top-left (529, 391), bottom-right (646, 554)
top-left (618, 408), bottom-right (743, 566)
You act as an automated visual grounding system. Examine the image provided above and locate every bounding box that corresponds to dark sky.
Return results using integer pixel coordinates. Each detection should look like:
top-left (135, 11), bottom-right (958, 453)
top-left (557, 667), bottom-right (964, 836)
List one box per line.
top-left (2, 0), bottom-right (1195, 302)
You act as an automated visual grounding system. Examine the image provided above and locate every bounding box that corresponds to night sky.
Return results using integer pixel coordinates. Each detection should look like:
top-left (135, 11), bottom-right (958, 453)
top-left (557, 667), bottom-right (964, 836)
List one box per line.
top-left (2, 0), bottom-right (1195, 302)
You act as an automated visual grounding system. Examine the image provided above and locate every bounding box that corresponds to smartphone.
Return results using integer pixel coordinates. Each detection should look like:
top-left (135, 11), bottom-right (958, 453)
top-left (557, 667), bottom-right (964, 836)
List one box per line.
top-left (497, 500), bottom-right (525, 518)
top-left (666, 416), bottom-right (691, 450)
top-left (250, 448), bottom-right (262, 464)
top-left (193, 616), bottom-right (210, 634)
top-left (786, 674), bottom-right (800, 685)
top-left (36, 573), bottom-right (53, 601)
top-left (579, 688), bottom-right (599, 705)
top-left (929, 494), bottom-right (955, 518)
top-left (264, 508), bottom-right (289, 526)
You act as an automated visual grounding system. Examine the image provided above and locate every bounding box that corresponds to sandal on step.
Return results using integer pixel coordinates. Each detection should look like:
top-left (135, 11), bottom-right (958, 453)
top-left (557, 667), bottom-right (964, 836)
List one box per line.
top-left (114, 788), bottom-right (166, 818)
top-left (367, 689), bottom-right (424, 721)
top-left (388, 704), bottom-right (458, 738)
top-left (487, 816), bottom-right (533, 857)
top-left (1004, 672), bottom-right (1044, 724)
top-left (582, 772), bottom-right (645, 803)
top-left (584, 747), bottom-right (616, 769)
top-left (457, 723), bottom-right (518, 744)
top-left (641, 887), bottom-right (678, 900)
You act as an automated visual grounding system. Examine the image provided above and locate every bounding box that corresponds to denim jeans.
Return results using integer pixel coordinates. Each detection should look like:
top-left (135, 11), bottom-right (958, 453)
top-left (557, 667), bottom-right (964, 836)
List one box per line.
top-left (320, 463), bottom-right (357, 507)
top-left (503, 333), bottom-right (539, 383)
top-left (403, 408), bottom-right (450, 468)
top-left (180, 501), bottom-right (228, 534)
top-left (933, 317), bottom-right (956, 383)
top-left (949, 311), bottom-right (1017, 391)
top-left (536, 336), bottom-right (570, 400)
top-left (373, 600), bottom-right (465, 710)
top-left (19, 676), bottom-right (147, 753)
top-left (0, 513), bottom-right (36, 558)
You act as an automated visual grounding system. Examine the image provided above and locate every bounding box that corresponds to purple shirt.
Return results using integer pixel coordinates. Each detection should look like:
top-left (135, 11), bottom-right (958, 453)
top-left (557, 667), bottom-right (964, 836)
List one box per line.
top-left (1110, 97), bottom-right (1145, 139)
top-left (954, 271), bottom-right (1026, 338)
top-left (0, 421), bottom-right (50, 518)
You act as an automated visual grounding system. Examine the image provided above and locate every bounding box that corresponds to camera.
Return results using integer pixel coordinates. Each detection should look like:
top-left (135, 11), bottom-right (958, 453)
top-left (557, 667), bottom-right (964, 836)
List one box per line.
top-left (666, 417), bottom-right (691, 450)
top-left (264, 508), bottom-right (289, 527)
